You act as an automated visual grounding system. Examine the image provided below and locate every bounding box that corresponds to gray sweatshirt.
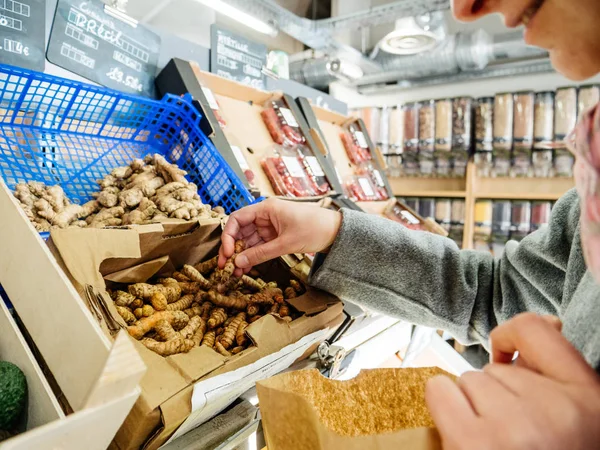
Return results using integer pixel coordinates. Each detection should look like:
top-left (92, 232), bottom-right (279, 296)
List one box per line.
top-left (310, 189), bottom-right (600, 371)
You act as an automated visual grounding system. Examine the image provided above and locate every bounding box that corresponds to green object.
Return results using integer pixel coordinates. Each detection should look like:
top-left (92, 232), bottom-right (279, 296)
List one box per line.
top-left (0, 361), bottom-right (27, 431)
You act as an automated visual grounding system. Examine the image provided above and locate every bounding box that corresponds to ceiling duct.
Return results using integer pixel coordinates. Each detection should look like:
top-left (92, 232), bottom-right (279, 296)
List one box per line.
top-left (290, 58), bottom-right (364, 88)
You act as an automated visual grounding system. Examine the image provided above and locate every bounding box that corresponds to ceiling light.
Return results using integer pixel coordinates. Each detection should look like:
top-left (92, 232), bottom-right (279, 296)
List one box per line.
top-left (379, 12), bottom-right (446, 56)
top-left (193, 0), bottom-right (278, 37)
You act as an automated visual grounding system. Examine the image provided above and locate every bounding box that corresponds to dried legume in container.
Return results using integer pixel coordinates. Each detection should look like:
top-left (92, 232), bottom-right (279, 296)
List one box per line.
top-left (418, 198), bottom-right (436, 220)
top-left (577, 84), bottom-right (599, 117)
top-left (510, 201), bottom-right (532, 241)
top-left (531, 201), bottom-right (552, 231)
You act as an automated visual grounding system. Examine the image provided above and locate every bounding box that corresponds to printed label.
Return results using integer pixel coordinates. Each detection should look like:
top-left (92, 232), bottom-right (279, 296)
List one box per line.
top-left (306, 156), bottom-right (325, 177)
top-left (358, 177), bottom-right (375, 197)
top-left (354, 131), bottom-right (368, 148)
top-left (282, 156), bottom-right (305, 178)
top-left (230, 146), bottom-right (250, 171)
top-left (401, 210), bottom-right (420, 225)
top-left (201, 87), bottom-right (220, 110)
top-left (279, 107), bottom-right (298, 127)
top-left (372, 169), bottom-right (385, 187)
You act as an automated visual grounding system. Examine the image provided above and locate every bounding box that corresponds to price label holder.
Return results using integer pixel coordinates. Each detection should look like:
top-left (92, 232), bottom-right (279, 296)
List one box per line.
top-left (0, 0), bottom-right (45, 71)
top-left (47, 0), bottom-right (161, 96)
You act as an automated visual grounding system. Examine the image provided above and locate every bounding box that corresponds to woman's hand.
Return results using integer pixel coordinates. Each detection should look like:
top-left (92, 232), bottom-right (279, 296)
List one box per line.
top-left (219, 198), bottom-right (342, 275)
top-left (426, 313), bottom-right (600, 450)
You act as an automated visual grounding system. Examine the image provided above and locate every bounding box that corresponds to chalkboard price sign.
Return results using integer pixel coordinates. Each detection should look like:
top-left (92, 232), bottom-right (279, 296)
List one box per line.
top-left (210, 24), bottom-right (266, 90)
top-left (0, 0), bottom-right (46, 71)
top-left (47, 0), bottom-right (161, 96)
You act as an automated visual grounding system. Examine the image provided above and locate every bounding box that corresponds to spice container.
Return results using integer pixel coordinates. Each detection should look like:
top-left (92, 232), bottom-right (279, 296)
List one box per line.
top-left (510, 201), bottom-right (532, 241)
top-left (452, 97), bottom-right (473, 177)
top-left (578, 84), bottom-right (599, 117)
top-left (419, 100), bottom-right (435, 176)
top-left (491, 200), bottom-right (511, 258)
top-left (475, 97), bottom-right (494, 177)
top-left (531, 201), bottom-right (552, 231)
top-left (434, 99), bottom-right (452, 176)
top-left (554, 87), bottom-right (577, 177)
top-left (474, 199), bottom-right (493, 252)
top-left (379, 106), bottom-right (390, 149)
top-left (434, 198), bottom-right (452, 232)
top-left (403, 103), bottom-right (420, 176)
top-left (404, 197), bottom-right (419, 213)
top-left (492, 93), bottom-right (513, 177)
top-left (449, 199), bottom-right (465, 248)
top-left (389, 105), bottom-right (404, 150)
top-left (418, 198), bottom-right (436, 220)
top-left (512, 91), bottom-right (534, 177)
top-left (362, 107), bottom-right (381, 144)
top-left (533, 91), bottom-right (554, 177)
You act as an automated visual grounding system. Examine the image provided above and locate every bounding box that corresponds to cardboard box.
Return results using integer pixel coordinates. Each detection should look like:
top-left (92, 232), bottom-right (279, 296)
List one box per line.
top-left (0, 296), bottom-right (145, 450)
top-left (156, 59), bottom-right (344, 199)
top-left (296, 97), bottom-right (394, 200)
top-left (257, 368), bottom-right (447, 450)
top-left (48, 219), bottom-right (344, 449)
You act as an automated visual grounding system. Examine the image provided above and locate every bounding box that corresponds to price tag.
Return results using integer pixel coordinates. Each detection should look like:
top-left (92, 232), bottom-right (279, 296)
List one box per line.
top-left (279, 107), bottom-right (299, 127)
top-left (306, 156), bottom-right (325, 177)
top-left (282, 156), bottom-right (305, 178)
top-left (401, 210), bottom-right (420, 225)
top-left (202, 87), bottom-right (220, 110)
top-left (354, 131), bottom-right (369, 149)
top-left (230, 146), bottom-right (250, 171)
top-left (372, 169), bottom-right (385, 187)
top-left (358, 177), bottom-right (375, 197)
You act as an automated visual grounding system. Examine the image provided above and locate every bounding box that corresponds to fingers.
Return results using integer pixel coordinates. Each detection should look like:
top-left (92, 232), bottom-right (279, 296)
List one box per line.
top-left (235, 239), bottom-right (285, 269)
top-left (483, 364), bottom-right (557, 398)
top-left (489, 313), bottom-right (595, 383)
top-left (457, 371), bottom-right (516, 417)
top-left (426, 375), bottom-right (477, 445)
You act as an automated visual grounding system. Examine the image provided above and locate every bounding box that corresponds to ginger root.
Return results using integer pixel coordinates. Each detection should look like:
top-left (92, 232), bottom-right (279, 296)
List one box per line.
top-left (141, 337), bottom-right (194, 356)
top-left (113, 290), bottom-right (136, 307)
top-left (127, 311), bottom-right (188, 340)
top-left (150, 292), bottom-right (168, 311)
top-left (207, 307), bottom-right (227, 329)
top-left (155, 320), bottom-right (179, 341)
top-left (116, 306), bottom-right (136, 325)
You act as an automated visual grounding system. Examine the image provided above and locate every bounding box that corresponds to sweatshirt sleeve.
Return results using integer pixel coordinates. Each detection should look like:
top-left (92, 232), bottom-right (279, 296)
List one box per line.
top-left (309, 190), bottom-right (582, 347)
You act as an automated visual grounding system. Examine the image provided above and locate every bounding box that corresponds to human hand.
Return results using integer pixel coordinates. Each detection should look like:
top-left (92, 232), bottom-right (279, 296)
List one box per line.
top-left (219, 198), bottom-right (342, 276)
top-left (425, 313), bottom-right (600, 450)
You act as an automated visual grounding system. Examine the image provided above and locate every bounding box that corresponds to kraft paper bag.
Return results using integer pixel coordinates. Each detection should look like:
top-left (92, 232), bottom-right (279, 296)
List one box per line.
top-left (256, 368), bottom-right (452, 450)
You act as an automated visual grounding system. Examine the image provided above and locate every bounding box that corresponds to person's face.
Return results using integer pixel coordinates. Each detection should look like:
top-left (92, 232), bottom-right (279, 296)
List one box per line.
top-left (451, 0), bottom-right (600, 80)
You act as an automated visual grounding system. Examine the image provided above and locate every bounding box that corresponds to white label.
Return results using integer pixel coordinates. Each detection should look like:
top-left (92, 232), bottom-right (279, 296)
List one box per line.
top-left (401, 210), bottom-right (420, 225)
top-left (354, 131), bottom-right (368, 148)
top-left (163, 328), bottom-right (330, 445)
top-left (358, 177), bottom-right (375, 197)
top-left (201, 87), bottom-right (219, 110)
top-left (231, 146), bottom-right (250, 171)
top-left (279, 107), bottom-right (298, 127)
top-left (306, 156), bottom-right (325, 177)
top-left (372, 169), bottom-right (385, 187)
top-left (282, 156), bottom-right (305, 178)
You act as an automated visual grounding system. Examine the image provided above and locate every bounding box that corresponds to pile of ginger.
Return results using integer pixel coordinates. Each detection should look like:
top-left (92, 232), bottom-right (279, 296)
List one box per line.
top-left (13, 154), bottom-right (225, 231)
top-left (112, 240), bottom-right (303, 357)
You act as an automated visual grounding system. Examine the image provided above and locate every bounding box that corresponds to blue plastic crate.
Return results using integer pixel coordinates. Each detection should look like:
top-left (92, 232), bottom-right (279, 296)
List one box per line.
top-left (0, 64), bottom-right (256, 213)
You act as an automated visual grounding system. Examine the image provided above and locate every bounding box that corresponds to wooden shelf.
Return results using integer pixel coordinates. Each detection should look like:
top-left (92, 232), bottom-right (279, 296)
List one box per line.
top-left (389, 177), bottom-right (467, 198)
top-left (474, 177), bottom-right (574, 201)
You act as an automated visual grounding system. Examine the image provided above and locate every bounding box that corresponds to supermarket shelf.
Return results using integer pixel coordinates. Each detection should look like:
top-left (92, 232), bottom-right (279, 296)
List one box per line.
top-left (389, 177), bottom-right (467, 198)
top-left (474, 177), bottom-right (574, 200)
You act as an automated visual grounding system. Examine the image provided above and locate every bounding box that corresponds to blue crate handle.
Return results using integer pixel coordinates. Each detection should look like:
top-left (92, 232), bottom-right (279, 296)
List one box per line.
top-left (0, 63), bottom-right (256, 213)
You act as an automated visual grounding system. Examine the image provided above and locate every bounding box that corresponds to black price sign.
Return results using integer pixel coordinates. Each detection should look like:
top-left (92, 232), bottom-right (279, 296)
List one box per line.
top-left (47, 0), bottom-right (161, 96)
top-left (0, 0), bottom-right (45, 71)
top-left (210, 24), bottom-right (266, 90)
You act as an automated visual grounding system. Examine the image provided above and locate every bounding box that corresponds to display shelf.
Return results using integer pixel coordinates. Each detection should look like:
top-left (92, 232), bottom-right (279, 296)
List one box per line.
top-left (474, 176), bottom-right (574, 200)
top-left (389, 177), bottom-right (467, 198)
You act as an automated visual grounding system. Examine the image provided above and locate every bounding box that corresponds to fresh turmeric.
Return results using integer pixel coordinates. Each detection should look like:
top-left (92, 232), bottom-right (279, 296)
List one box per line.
top-left (150, 292), bottom-right (168, 311)
top-left (206, 290), bottom-right (247, 311)
top-left (131, 299), bottom-right (144, 309)
top-left (172, 271), bottom-right (190, 282)
top-left (236, 321), bottom-right (248, 347)
top-left (215, 341), bottom-right (232, 357)
top-left (181, 265), bottom-right (212, 290)
top-left (113, 290), bottom-right (136, 307)
top-left (200, 301), bottom-right (213, 321)
top-left (202, 330), bottom-right (216, 348)
top-left (155, 320), bottom-right (179, 341)
top-left (220, 313), bottom-right (246, 349)
top-left (127, 311), bottom-right (189, 340)
top-left (180, 316), bottom-right (203, 340)
top-left (191, 318), bottom-right (207, 346)
top-left (141, 337), bottom-right (195, 356)
top-left (284, 287), bottom-right (297, 300)
top-left (194, 256), bottom-right (218, 274)
top-left (269, 303), bottom-right (280, 315)
top-left (116, 306), bottom-right (136, 325)
top-left (249, 287), bottom-right (283, 305)
top-left (290, 279), bottom-right (302, 293)
top-left (184, 304), bottom-right (203, 318)
top-left (207, 307), bottom-right (227, 329)
top-left (240, 275), bottom-right (263, 291)
top-left (278, 304), bottom-right (291, 318)
top-left (231, 346), bottom-right (244, 355)
top-left (166, 294), bottom-right (195, 311)
top-left (133, 308), bottom-right (143, 320)
top-left (178, 281), bottom-right (202, 295)
top-left (247, 304), bottom-right (260, 317)
top-left (142, 305), bottom-right (155, 317)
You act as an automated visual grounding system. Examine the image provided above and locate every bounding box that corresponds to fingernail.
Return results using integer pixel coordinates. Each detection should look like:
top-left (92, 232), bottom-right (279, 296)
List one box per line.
top-left (236, 254), bottom-right (249, 268)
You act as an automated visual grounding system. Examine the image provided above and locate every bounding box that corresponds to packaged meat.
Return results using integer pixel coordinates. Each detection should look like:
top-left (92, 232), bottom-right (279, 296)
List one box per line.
top-left (345, 175), bottom-right (380, 202)
top-left (261, 100), bottom-right (306, 147)
top-left (261, 146), bottom-right (316, 197)
top-left (202, 87), bottom-right (227, 129)
top-left (295, 145), bottom-right (331, 195)
top-left (340, 124), bottom-right (372, 165)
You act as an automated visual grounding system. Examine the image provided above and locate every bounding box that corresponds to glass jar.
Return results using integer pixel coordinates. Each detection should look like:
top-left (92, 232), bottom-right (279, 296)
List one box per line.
top-left (554, 87), bottom-right (576, 177)
top-left (531, 201), bottom-right (552, 231)
top-left (513, 91), bottom-right (534, 147)
top-left (418, 100), bottom-right (435, 176)
top-left (474, 199), bottom-right (493, 252)
top-left (418, 198), bottom-right (436, 220)
top-left (510, 201), bottom-right (532, 241)
top-left (402, 103), bottom-right (419, 176)
top-left (493, 93), bottom-right (514, 150)
top-left (378, 106), bottom-right (390, 147)
top-left (452, 97), bottom-right (473, 177)
top-left (578, 84), bottom-right (599, 117)
top-left (434, 198), bottom-right (452, 232)
top-left (492, 200), bottom-right (512, 240)
top-left (434, 99), bottom-right (452, 177)
top-left (404, 197), bottom-right (419, 213)
top-left (389, 105), bottom-right (403, 149)
top-left (449, 199), bottom-right (465, 248)
top-left (475, 97), bottom-right (494, 177)
top-left (534, 91), bottom-right (555, 146)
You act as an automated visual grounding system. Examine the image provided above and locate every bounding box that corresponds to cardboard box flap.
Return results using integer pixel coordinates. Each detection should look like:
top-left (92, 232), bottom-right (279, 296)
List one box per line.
top-left (51, 227), bottom-right (142, 289)
top-left (104, 256), bottom-right (170, 284)
top-left (257, 368), bottom-right (444, 450)
top-left (288, 288), bottom-right (339, 316)
top-left (167, 345), bottom-right (226, 384)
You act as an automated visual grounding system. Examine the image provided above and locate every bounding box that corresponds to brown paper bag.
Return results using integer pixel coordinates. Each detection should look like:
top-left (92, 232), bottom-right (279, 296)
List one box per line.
top-left (256, 368), bottom-right (451, 450)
